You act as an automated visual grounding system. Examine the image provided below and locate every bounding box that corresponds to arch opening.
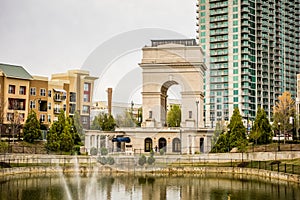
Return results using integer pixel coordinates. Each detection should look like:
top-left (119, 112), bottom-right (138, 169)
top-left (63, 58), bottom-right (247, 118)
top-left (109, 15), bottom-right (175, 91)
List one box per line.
top-left (144, 138), bottom-right (153, 152)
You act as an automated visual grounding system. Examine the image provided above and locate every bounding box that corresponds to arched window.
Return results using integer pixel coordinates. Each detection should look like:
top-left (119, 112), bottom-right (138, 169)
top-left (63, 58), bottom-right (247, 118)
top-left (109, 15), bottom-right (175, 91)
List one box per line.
top-left (144, 138), bottom-right (153, 152)
top-left (158, 138), bottom-right (167, 152)
top-left (200, 138), bottom-right (204, 153)
top-left (172, 138), bottom-right (181, 152)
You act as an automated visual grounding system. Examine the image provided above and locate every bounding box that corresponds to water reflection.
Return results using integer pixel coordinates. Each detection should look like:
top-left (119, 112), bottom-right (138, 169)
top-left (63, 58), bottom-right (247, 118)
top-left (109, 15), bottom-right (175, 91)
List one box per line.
top-left (0, 173), bottom-right (299, 200)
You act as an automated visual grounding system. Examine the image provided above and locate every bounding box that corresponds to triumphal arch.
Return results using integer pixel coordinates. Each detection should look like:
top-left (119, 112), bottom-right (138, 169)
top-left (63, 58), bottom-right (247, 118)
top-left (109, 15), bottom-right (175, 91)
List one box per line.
top-left (85, 39), bottom-right (213, 155)
top-left (140, 39), bottom-right (206, 129)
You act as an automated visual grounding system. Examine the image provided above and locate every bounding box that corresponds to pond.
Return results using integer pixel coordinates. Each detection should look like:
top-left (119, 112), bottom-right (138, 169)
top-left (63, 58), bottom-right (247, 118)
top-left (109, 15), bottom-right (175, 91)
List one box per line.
top-left (0, 172), bottom-right (299, 200)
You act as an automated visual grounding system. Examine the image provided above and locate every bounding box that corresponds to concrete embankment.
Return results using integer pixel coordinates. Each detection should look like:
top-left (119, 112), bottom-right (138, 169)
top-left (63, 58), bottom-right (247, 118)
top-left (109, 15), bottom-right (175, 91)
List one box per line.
top-left (1, 164), bottom-right (300, 184)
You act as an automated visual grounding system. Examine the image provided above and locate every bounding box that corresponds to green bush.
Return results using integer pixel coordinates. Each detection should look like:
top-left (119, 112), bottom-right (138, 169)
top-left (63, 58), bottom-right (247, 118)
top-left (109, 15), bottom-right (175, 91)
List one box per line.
top-left (138, 155), bottom-right (147, 166)
top-left (107, 157), bottom-right (115, 165)
top-left (150, 149), bottom-right (154, 157)
top-left (147, 156), bottom-right (155, 165)
top-left (90, 147), bottom-right (98, 155)
top-left (0, 142), bottom-right (8, 153)
top-left (97, 157), bottom-right (107, 165)
top-left (159, 148), bottom-right (165, 155)
top-left (100, 147), bottom-right (108, 155)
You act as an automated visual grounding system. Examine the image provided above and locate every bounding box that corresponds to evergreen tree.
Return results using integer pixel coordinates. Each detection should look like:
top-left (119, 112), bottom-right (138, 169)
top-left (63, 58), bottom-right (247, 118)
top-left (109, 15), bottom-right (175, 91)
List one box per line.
top-left (167, 104), bottom-right (181, 127)
top-left (47, 110), bottom-right (75, 152)
top-left (60, 119), bottom-right (74, 151)
top-left (249, 107), bottom-right (273, 144)
top-left (91, 113), bottom-right (116, 131)
top-left (73, 111), bottom-right (83, 138)
top-left (228, 107), bottom-right (247, 150)
top-left (210, 132), bottom-right (229, 153)
top-left (46, 122), bottom-right (60, 151)
top-left (23, 110), bottom-right (41, 143)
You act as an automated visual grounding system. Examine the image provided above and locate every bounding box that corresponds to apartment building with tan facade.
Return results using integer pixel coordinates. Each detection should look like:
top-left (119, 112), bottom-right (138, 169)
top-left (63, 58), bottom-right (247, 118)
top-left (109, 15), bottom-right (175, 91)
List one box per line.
top-left (0, 63), bottom-right (97, 139)
top-left (50, 70), bottom-right (98, 129)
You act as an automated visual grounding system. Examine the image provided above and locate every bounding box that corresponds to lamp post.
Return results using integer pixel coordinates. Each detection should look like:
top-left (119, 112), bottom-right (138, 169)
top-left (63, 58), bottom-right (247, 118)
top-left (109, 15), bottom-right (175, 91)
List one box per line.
top-left (278, 122), bottom-right (281, 151)
top-left (196, 100), bottom-right (199, 130)
top-left (180, 128), bottom-right (182, 155)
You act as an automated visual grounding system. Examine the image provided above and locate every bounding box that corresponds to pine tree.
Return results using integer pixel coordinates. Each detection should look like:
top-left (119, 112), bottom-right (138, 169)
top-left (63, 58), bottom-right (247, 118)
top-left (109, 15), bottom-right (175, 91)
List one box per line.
top-left (60, 119), bottom-right (74, 151)
top-left (249, 107), bottom-right (273, 144)
top-left (228, 107), bottom-right (247, 150)
top-left (91, 113), bottom-right (116, 131)
top-left (23, 110), bottom-right (41, 143)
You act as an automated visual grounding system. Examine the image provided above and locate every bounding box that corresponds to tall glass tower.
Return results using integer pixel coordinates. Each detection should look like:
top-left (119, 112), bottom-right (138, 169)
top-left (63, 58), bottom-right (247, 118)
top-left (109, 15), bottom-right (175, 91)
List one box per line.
top-left (196, 0), bottom-right (300, 127)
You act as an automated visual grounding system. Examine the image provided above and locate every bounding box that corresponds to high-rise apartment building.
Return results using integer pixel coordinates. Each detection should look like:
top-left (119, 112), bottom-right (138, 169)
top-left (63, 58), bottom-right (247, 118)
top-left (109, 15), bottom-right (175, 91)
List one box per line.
top-left (196, 0), bottom-right (300, 127)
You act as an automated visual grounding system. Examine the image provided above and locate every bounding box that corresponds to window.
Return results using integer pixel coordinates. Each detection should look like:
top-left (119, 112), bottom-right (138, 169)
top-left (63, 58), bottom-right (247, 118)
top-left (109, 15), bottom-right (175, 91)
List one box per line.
top-left (40, 114), bottom-right (46, 122)
top-left (233, 34), bottom-right (238, 40)
top-left (40, 88), bottom-right (46, 96)
top-left (233, 76), bottom-right (238, 81)
top-left (200, 5), bottom-right (205, 10)
top-left (233, 48), bottom-right (238, 53)
top-left (233, 27), bottom-right (238, 32)
top-left (83, 94), bottom-right (89, 102)
top-left (189, 111), bottom-right (192, 119)
top-left (30, 100), bottom-right (36, 109)
top-left (8, 85), bottom-right (15, 94)
top-left (30, 87), bottom-right (36, 96)
top-left (233, 7), bottom-right (238, 12)
top-left (233, 55), bottom-right (238, 60)
top-left (200, 32), bottom-right (206, 37)
top-left (233, 62), bottom-right (238, 67)
top-left (63, 104), bottom-right (66, 111)
top-left (201, 25), bottom-right (206, 30)
top-left (233, 69), bottom-right (239, 74)
top-left (19, 86), bottom-right (26, 95)
top-left (70, 92), bottom-right (76, 102)
top-left (234, 83), bottom-right (239, 88)
top-left (82, 105), bottom-right (90, 114)
top-left (233, 20), bottom-right (238, 26)
top-left (48, 115), bottom-right (51, 122)
top-left (233, 41), bottom-right (238, 46)
top-left (84, 83), bottom-right (90, 92)
top-left (233, 14), bottom-right (238, 19)
top-left (19, 113), bottom-right (25, 123)
top-left (234, 97), bottom-right (239, 102)
top-left (234, 90), bottom-right (238, 95)
top-left (82, 116), bottom-right (88, 124)
top-left (7, 113), bottom-right (14, 122)
top-left (48, 90), bottom-right (52, 97)
top-left (200, 12), bottom-right (205, 17)
top-left (48, 102), bottom-right (51, 110)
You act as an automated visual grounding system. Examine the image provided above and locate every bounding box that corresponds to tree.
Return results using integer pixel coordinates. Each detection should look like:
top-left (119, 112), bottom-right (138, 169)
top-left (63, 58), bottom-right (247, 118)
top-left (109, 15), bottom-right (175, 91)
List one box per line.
top-left (273, 91), bottom-right (296, 143)
top-left (249, 107), bottom-right (273, 145)
top-left (115, 110), bottom-right (135, 127)
top-left (23, 110), bottom-right (41, 143)
top-left (228, 107), bottom-right (247, 150)
top-left (47, 110), bottom-right (81, 152)
top-left (59, 119), bottom-right (74, 151)
top-left (73, 111), bottom-right (84, 140)
top-left (167, 104), bottom-right (181, 127)
top-left (211, 120), bottom-right (227, 147)
top-left (210, 131), bottom-right (229, 153)
top-left (91, 113), bottom-right (116, 131)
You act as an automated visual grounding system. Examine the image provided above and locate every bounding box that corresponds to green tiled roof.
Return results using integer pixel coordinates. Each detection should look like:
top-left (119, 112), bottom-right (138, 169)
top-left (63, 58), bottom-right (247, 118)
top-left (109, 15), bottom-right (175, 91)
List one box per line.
top-left (0, 63), bottom-right (33, 80)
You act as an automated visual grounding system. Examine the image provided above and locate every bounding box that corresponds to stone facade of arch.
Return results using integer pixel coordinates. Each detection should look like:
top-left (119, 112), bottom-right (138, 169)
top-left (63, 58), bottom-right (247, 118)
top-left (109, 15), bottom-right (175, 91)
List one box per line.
top-left (139, 40), bottom-right (206, 128)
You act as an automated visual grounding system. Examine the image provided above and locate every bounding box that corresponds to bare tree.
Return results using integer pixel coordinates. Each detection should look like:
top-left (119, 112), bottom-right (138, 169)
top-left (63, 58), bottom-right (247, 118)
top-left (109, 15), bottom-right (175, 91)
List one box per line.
top-left (273, 91), bottom-right (296, 143)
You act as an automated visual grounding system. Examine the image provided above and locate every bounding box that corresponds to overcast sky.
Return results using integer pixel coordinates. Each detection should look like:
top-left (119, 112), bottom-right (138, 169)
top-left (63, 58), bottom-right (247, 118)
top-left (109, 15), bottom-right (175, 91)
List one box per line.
top-left (0, 0), bottom-right (197, 103)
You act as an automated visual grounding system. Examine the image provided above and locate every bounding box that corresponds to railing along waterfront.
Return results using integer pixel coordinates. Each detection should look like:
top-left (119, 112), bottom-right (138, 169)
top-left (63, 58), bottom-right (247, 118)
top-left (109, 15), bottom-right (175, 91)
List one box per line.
top-left (1, 156), bottom-right (300, 176)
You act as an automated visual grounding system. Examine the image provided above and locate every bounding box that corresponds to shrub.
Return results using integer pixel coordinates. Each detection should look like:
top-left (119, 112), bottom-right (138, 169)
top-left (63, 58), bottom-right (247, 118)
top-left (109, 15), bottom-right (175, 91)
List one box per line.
top-left (100, 147), bottom-right (108, 155)
top-left (150, 149), bottom-right (154, 157)
top-left (138, 155), bottom-right (147, 166)
top-left (90, 147), bottom-right (98, 155)
top-left (97, 157), bottom-right (107, 165)
top-left (147, 156), bottom-right (155, 165)
top-left (159, 148), bottom-right (165, 155)
top-left (107, 157), bottom-right (115, 165)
